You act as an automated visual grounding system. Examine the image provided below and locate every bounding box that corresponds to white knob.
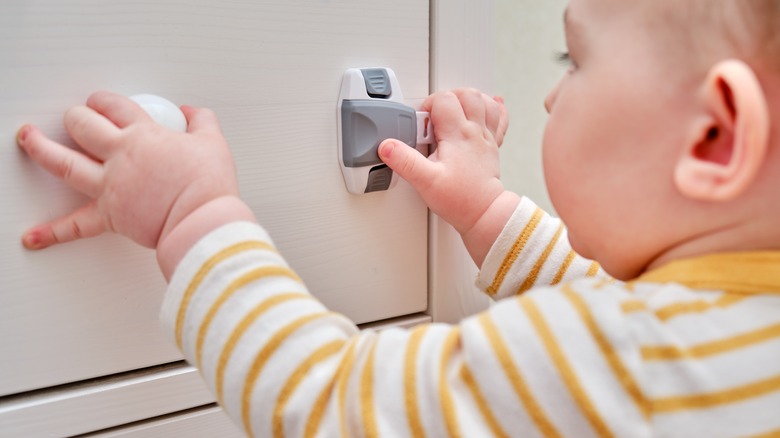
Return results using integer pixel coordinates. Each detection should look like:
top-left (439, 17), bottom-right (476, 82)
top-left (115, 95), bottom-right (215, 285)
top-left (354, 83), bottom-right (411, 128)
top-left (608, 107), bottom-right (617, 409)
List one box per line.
top-left (129, 94), bottom-right (187, 132)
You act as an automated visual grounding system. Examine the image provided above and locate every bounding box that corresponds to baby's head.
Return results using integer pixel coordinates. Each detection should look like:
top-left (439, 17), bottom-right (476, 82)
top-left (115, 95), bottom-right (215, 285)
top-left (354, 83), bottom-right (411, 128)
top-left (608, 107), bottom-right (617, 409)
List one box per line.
top-left (541, 0), bottom-right (780, 280)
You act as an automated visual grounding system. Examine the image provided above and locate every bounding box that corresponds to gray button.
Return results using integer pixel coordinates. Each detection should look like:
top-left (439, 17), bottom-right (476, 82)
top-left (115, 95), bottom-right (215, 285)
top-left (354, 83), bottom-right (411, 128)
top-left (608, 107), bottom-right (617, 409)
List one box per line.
top-left (365, 165), bottom-right (393, 193)
top-left (361, 68), bottom-right (391, 98)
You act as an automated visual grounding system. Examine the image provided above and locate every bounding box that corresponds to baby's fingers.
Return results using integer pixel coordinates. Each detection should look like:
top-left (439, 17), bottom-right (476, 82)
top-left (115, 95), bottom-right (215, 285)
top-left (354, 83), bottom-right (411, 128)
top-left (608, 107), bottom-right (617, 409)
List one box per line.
top-left (487, 96), bottom-right (509, 146)
top-left (64, 105), bottom-right (122, 161)
top-left (182, 105), bottom-right (223, 136)
top-left (22, 201), bottom-right (105, 249)
top-left (379, 139), bottom-right (439, 192)
top-left (422, 91), bottom-right (468, 136)
top-left (453, 88), bottom-right (487, 125)
top-left (17, 125), bottom-right (104, 198)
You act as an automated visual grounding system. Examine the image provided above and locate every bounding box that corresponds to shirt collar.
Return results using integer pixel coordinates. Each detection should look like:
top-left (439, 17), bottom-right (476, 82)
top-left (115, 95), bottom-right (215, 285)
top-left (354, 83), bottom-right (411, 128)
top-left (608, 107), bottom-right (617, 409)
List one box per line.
top-left (634, 251), bottom-right (780, 295)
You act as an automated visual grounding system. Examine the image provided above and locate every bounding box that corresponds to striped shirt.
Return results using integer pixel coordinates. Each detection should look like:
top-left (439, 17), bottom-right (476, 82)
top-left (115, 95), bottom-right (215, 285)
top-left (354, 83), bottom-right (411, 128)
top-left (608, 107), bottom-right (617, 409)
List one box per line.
top-left (160, 197), bottom-right (780, 437)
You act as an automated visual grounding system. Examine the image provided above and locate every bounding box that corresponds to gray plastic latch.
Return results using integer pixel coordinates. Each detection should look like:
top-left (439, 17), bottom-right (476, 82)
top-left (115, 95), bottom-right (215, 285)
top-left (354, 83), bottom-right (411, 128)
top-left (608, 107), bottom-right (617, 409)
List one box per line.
top-left (365, 165), bottom-right (393, 193)
top-left (361, 68), bottom-right (392, 98)
top-left (341, 99), bottom-right (417, 168)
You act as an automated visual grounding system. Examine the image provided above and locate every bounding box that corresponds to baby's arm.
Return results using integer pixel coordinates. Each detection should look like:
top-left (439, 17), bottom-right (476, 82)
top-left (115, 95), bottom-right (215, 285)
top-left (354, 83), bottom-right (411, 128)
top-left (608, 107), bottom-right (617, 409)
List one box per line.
top-left (477, 196), bottom-right (604, 300)
top-left (162, 219), bottom-right (640, 437)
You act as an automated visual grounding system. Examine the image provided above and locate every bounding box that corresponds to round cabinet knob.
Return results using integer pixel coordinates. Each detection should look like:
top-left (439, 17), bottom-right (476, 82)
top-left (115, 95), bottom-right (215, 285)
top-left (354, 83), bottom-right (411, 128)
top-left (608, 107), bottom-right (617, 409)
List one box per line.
top-left (129, 94), bottom-right (187, 132)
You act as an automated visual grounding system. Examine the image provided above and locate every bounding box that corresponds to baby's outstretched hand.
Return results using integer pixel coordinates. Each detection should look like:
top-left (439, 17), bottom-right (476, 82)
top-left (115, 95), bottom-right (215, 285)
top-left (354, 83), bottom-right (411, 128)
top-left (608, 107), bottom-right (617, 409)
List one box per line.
top-left (378, 89), bottom-right (509, 235)
top-left (17, 91), bottom-right (240, 250)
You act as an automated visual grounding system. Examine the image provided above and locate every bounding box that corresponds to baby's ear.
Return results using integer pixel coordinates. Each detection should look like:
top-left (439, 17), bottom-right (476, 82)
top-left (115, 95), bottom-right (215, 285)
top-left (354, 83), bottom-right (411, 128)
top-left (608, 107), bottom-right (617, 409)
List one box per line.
top-left (674, 60), bottom-right (770, 201)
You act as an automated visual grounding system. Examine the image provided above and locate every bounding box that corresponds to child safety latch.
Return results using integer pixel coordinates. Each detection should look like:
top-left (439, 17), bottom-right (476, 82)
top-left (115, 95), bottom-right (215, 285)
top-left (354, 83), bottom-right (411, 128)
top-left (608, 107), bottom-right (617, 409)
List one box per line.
top-left (337, 68), bottom-right (433, 194)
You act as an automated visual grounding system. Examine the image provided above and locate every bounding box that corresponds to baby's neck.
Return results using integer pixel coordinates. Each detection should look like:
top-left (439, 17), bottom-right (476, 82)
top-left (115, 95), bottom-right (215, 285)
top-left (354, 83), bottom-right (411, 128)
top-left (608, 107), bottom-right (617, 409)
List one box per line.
top-left (644, 216), bottom-right (780, 273)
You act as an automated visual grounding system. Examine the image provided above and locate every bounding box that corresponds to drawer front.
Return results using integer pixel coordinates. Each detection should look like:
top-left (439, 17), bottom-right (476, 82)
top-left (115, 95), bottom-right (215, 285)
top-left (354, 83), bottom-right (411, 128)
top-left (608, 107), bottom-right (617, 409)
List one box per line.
top-left (91, 406), bottom-right (244, 438)
top-left (0, 0), bottom-right (429, 396)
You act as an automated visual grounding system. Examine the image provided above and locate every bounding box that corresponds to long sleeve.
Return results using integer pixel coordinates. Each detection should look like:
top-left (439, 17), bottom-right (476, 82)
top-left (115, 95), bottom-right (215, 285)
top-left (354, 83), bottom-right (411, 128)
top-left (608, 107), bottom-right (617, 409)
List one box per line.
top-left (476, 197), bottom-right (607, 300)
top-left (160, 222), bottom-right (650, 438)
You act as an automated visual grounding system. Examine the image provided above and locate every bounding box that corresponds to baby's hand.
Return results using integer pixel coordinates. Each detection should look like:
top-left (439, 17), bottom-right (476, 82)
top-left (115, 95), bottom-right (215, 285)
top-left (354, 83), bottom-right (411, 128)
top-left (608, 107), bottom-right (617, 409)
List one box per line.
top-left (378, 89), bottom-right (509, 235)
top-left (17, 91), bottom-right (239, 250)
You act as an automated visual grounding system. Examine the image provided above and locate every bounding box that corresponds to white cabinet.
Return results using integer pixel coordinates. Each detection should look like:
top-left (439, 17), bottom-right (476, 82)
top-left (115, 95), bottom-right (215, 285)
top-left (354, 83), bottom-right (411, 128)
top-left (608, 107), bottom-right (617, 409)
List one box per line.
top-left (1, 0), bottom-right (428, 397)
top-left (0, 0), bottom-right (493, 435)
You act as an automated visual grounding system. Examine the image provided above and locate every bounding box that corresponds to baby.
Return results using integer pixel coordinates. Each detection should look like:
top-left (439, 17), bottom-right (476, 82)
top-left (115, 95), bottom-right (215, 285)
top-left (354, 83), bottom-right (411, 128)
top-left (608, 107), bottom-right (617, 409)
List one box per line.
top-left (17, 0), bottom-right (780, 436)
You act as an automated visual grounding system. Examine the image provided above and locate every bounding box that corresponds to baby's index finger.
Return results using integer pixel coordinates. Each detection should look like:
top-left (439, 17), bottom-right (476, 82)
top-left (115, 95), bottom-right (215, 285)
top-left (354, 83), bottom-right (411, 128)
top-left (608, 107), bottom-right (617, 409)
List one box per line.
top-left (17, 124), bottom-right (104, 198)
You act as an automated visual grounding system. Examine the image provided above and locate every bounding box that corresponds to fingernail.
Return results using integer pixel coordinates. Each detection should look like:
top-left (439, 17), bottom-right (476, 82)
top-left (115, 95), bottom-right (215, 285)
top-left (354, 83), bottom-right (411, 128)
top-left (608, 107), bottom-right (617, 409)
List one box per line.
top-left (379, 141), bottom-right (395, 158)
top-left (22, 232), bottom-right (41, 249)
top-left (494, 96), bottom-right (505, 104)
top-left (17, 125), bottom-right (30, 144)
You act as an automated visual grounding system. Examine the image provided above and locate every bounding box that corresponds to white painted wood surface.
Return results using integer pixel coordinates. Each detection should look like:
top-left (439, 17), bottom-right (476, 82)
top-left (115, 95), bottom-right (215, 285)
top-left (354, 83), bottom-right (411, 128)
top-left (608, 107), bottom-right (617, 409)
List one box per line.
top-left (90, 406), bottom-right (244, 438)
top-left (0, 363), bottom-right (211, 437)
top-left (0, 0), bottom-right (429, 397)
top-left (428, 0), bottom-right (495, 323)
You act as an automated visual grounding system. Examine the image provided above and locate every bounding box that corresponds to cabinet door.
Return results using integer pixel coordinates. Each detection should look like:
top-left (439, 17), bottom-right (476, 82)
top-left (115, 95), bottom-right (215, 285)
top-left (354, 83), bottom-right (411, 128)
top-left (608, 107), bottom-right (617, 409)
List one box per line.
top-left (0, 0), bottom-right (428, 396)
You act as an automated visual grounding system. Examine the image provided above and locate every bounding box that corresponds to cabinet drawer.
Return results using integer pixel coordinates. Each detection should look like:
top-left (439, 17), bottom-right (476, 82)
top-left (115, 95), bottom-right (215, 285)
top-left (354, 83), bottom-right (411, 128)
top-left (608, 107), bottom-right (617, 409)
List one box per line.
top-left (1, 0), bottom-right (429, 397)
top-left (0, 363), bottom-right (210, 437)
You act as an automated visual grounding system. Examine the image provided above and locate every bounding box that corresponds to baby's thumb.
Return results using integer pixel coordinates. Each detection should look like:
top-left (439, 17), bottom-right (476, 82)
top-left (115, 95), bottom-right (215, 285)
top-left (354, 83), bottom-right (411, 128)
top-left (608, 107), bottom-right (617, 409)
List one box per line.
top-left (378, 139), bottom-right (437, 191)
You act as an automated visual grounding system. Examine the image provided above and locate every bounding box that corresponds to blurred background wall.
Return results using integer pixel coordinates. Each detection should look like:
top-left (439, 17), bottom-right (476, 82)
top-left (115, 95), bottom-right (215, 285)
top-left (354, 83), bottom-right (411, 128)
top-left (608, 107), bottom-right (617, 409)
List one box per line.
top-left (494, 0), bottom-right (568, 213)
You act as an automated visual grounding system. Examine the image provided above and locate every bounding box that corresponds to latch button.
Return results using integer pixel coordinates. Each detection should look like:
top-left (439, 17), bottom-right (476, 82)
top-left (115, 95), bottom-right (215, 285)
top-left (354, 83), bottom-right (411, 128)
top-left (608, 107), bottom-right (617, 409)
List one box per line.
top-left (361, 68), bottom-right (392, 98)
top-left (365, 165), bottom-right (393, 193)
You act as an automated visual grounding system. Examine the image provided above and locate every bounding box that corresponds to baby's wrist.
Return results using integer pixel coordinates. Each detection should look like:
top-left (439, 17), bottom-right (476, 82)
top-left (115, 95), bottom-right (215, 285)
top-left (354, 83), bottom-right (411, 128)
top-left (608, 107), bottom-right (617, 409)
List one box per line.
top-left (459, 190), bottom-right (521, 268)
top-left (156, 196), bottom-right (257, 281)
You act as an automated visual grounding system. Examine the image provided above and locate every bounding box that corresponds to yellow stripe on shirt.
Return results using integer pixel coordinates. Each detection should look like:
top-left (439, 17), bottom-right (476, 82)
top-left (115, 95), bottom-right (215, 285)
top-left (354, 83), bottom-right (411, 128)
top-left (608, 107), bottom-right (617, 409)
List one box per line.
top-left (241, 312), bottom-right (335, 437)
top-left (460, 364), bottom-right (510, 438)
top-left (486, 207), bottom-right (543, 296)
top-left (642, 322), bottom-right (780, 361)
top-left (655, 294), bottom-right (747, 321)
top-left (196, 266), bottom-right (302, 369)
top-left (215, 292), bottom-right (313, 403)
top-left (551, 250), bottom-right (577, 286)
top-left (439, 328), bottom-right (463, 438)
top-left (652, 373), bottom-right (780, 412)
top-left (304, 356), bottom-right (339, 438)
top-left (521, 296), bottom-right (615, 438)
top-left (404, 325), bottom-right (430, 438)
top-left (586, 262), bottom-right (601, 277)
top-left (360, 340), bottom-right (380, 438)
top-left (746, 427), bottom-right (780, 438)
top-left (176, 240), bottom-right (275, 349)
top-left (563, 285), bottom-right (650, 419)
top-left (337, 339), bottom-right (360, 438)
top-left (620, 294), bottom-right (746, 322)
top-left (518, 223), bottom-right (564, 294)
top-left (621, 300), bottom-right (647, 314)
top-left (478, 313), bottom-right (562, 437)
top-left (272, 340), bottom-right (345, 438)
top-left (304, 338), bottom-right (358, 438)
